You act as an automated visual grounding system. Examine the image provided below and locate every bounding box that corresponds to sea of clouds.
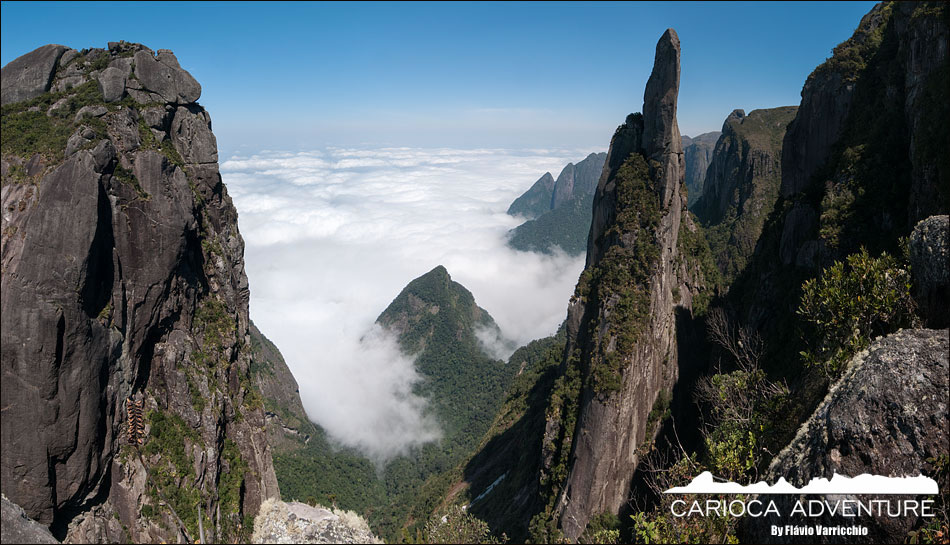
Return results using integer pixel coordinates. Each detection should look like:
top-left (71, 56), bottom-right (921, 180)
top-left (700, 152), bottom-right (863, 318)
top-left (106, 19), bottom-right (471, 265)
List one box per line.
top-left (222, 147), bottom-right (595, 462)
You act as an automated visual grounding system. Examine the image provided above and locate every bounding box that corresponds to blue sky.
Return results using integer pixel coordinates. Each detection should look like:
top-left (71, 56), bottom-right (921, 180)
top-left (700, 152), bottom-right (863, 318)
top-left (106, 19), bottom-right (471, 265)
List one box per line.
top-left (2, 1), bottom-right (877, 154)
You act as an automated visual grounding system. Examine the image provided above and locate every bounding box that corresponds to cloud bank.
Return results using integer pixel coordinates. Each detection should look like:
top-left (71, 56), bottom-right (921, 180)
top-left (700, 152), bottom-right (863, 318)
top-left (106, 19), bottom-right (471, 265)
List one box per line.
top-left (222, 147), bottom-right (594, 461)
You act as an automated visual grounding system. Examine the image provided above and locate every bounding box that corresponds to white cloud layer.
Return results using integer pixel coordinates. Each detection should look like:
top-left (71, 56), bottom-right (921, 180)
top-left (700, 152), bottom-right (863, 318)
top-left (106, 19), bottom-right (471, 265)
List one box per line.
top-left (223, 147), bottom-right (593, 461)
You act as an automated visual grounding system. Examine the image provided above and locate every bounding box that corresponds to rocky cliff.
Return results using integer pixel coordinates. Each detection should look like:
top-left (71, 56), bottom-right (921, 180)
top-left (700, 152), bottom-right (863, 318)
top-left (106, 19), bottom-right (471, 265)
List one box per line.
top-left (681, 131), bottom-right (719, 208)
top-left (733, 1), bottom-right (948, 335)
top-left (692, 106), bottom-right (797, 283)
top-left (536, 29), bottom-right (713, 541)
top-left (249, 322), bottom-right (316, 451)
top-left (1, 42), bottom-right (278, 543)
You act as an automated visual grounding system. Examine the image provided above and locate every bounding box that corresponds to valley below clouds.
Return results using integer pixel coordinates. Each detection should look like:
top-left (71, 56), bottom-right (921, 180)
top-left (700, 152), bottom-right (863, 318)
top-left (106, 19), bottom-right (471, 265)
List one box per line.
top-left (222, 147), bottom-right (592, 461)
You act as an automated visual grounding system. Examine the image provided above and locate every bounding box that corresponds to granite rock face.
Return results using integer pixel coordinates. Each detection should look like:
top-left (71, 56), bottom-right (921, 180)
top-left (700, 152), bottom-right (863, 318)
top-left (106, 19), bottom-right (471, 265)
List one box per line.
top-left (132, 49), bottom-right (201, 104)
top-left (681, 131), bottom-right (719, 208)
top-left (0, 44), bottom-right (67, 106)
top-left (250, 322), bottom-right (316, 450)
top-left (543, 28), bottom-right (709, 541)
top-left (780, 5), bottom-right (887, 198)
top-left (736, 2), bottom-right (949, 332)
top-left (910, 215), bottom-right (949, 328)
top-left (693, 106), bottom-right (797, 281)
top-left (507, 172), bottom-right (556, 219)
top-left (741, 328), bottom-right (950, 544)
top-left (1, 494), bottom-right (59, 544)
top-left (1, 42), bottom-right (278, 543)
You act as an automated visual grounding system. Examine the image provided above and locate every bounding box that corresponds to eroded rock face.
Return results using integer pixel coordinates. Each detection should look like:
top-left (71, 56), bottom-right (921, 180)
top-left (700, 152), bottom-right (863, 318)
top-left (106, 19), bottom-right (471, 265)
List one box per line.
top-left (544, 28), bottom-right (709, 541)
top-left (1, 42), bottom-right (277, 543)
top-left (780, 5), bottom-right (887, 198)
top-left (741, 329), bottom-right (950, 544)
top-left (132, 49), bottom-right (201, 104)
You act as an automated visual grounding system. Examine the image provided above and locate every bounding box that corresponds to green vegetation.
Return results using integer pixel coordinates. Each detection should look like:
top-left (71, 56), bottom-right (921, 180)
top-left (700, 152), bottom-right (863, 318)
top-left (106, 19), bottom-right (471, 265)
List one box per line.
top-left (581, 512), bottom-right (621, 544)
top-left (84, 50), bottom-right (112, 73)
top-left (628, 455), bottom-right (739, 544)
top-left (797, 246), bottom-right (917, 378)
top-left (693, 107), bottom-right (796, 286)
top-left (907, 454), bottom-right (950, 544)
top-left (137, 117), bottom-right (186, 168)
top-left (271, 266), bottom-right (519, 542)
top-left (508, 192), bottom-right (594, 256)
top-left (218, 438), bottom-right (251, 541)
top-left (192, 296), bottom-right (236, 367)
top-left (1, 81), bottom-right (106, 160)
top-left (677, 214), bottom-right (720, 314)
top-left (574, 152), bottom-right (660, 395)
top-left (112, 165), bottom-right (149, 200)
top-left (423, 505), bottom-right (507, 544)
top-left (812, 3), bottom-right (890, 82)
top-left (141, 409), bottom-right (208, 540)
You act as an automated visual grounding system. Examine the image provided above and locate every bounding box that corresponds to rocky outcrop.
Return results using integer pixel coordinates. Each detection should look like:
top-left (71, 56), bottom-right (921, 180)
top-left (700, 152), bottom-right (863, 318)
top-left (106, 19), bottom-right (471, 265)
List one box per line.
top-left (682, 131), bottom-right (719, 207)
top-left (741, 328), bottom-right (949, 543)
top-left (251, 499), bottom-right (381, 544)
top-left (692, 106), bottom-right (797, 281)
top-left (551, 153), bottom-right (608, 210)
top-left (910, 215), bottom-right (949, 328)
top-left (541, 28), bottom-right (710, 541)
top-left (0, 44), bottom-right (68, 105)
top-left (1, 42), bottom-right (278, 543)
top-left (1, 494), bottom-right (59, 544)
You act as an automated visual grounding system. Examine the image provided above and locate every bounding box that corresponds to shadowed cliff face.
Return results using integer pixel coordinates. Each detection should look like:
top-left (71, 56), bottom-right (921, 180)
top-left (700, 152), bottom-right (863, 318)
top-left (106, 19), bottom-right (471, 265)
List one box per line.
top-left (1, 42), bottom-right (278, 543)
top-left (733, 1), bottom-right (948, 337)
top-left (693, 106), bottom-right (798, 283)
top-left (682, 131), bottom-right (720, 208)
top-left (538, 28), bottom-right (711, 541)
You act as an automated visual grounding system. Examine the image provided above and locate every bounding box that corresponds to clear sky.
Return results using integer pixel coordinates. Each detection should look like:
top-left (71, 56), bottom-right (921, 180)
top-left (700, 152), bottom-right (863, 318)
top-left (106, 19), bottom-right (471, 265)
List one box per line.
top-left (2, 1), bottom-right (877, 154)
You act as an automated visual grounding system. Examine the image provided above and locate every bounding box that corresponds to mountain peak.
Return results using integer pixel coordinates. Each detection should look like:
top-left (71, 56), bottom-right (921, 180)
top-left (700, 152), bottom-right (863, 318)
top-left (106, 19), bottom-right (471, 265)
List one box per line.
top-left (641, 27), bottom-right (682, 163)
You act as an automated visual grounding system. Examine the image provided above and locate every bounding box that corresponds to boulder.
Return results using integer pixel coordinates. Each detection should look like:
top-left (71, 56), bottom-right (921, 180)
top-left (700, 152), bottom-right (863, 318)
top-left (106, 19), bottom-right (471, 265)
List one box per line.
top-left (170, 105), bottom-right (217, 163)
top-left (0, 44), bottom-right (68, 105)
top-left (97, 66), bottom-right (127, 103)
top-left (741, 328), bottom-right (950, 543)
top-left (73, 105), bottom-right (108, 122)
top-left (132, 50), bottom-right (201, 104)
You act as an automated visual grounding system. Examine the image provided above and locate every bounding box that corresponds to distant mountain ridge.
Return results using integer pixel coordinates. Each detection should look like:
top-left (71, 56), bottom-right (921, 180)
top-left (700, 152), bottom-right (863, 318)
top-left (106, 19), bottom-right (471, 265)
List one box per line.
top-left (506, 152), bottom-right (606, 255)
